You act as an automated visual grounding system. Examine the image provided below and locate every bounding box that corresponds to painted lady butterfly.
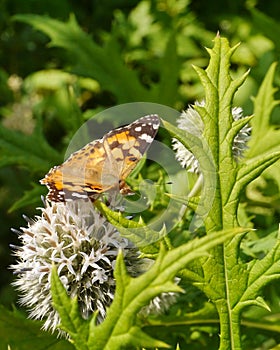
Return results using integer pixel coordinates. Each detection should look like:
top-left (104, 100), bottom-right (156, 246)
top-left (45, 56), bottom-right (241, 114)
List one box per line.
top-left (40, 114), bottom-right (160, 202)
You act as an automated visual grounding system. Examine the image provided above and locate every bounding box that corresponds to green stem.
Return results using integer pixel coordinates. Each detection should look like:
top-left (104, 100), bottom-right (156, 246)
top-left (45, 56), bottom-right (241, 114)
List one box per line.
top-left (212, 268), bottom-right (242, 350)
top-left (216, 299), bottom-right (231, 350)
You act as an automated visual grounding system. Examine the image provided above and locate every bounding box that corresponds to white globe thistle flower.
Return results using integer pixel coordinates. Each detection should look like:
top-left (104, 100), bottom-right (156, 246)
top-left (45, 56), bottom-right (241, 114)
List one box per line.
top-left (10, 199), bottom-right (143, 333)
top-left (172, 101), bottom-right (251, 173)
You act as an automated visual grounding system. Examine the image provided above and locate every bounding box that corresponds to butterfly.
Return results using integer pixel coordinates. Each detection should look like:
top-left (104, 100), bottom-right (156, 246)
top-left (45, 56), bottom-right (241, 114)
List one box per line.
top-left (40, 114), bottom-right (160, 202)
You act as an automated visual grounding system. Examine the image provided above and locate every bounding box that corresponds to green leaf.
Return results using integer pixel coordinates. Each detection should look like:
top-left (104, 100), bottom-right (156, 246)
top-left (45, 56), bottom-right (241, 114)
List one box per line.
top-left (94, 200), bottom-right (166, 247)
top-left (0, 305), bottom-right (73, 350)
top-left (8, 183), bottom-right (44, 213)
top-left (51, 267), bottom-right (91, 350)
top-left (246, 62), bottom-right (280, 158)
top-left (164, 192), bottom-right (200, 210)
top-left (13, 14), bottom-right (151, 103)
top-left (160, 36), bottom-right (280, 349)
top-left (236, 235), bottom-right (280, 310)
top-left (227, 115), bottom-right (253, 147)
top-left (150, 32), bottom-right (180, 105)
top-left (0, 120), bottom-right (61, 172)
top-left (161, 118), bottom-right (216, 219)
top-left (251, 8), bottom-right (280, 55)
top-left (211, 232), bottom-right (280, 346)
top-left (51, 228), bottom-right (239, 349)
top-left (24, 69), bottom-right (84, 134)
top-left (187, 36), bottom-right (280, 350)
top-left (242, 317), bottom-right (280, 333)
top-left (86, 228), bottom-right (242, 350)
top-left (233, 151), bottom-right (280, 201)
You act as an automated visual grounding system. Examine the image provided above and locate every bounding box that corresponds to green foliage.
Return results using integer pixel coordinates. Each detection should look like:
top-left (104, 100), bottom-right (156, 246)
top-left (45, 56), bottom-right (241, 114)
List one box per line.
top-left (3, 1), bottom-right (280, 350)
top-left (161, 37), bottom-right (280, 350)
top-left (0, 116), bottom-right (61, 171)
top-left (0, 305), bottom-right (74, 350)
top-left (13, 14), bottom-right (151, 104)
top-left (246, 62), bottom-right (280, 158)
top-left (94, 200), bottom-right (167, 247)
top-left (51, 228), bottom-right (240, 350)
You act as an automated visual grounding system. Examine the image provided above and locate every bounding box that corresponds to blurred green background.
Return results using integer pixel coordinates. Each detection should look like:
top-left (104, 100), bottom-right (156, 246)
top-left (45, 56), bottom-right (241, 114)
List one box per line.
top-left (1, 0), bottom-right (280, 340)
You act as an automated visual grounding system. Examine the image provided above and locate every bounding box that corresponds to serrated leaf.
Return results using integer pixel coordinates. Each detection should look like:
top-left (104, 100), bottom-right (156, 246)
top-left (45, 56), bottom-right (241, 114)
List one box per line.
top-left (85, 228), bottom-right (243, 350)
top-left (229, 151), bottom-right (280, 209)
top-left (176, 36), bottom-right (255, 349)
top-left (51, 227), bottom-right (240, 350)
top-left (161, 118), bottom-right (217, 226)
top-left (8, 183), bottom-right (44, 212)
top-left (250, 296), bottom-right (271, 312)
top-left (191, 36), bottom-right (280, 350)
top-left (246, 62), bottom-right (280, 158)
top-left (0, 305), bottom-right (73, 350)
top-left (110, 326), bottom-right (170, 349)
top-left (227, 115), bottom-right (253, 145)
top-left (243, 238), bottom-right (280, 296)
top-left (94, 200), bottom-right (166, 246)
top-left (13, 14), bottom-right (152, 103)
top-left (0, 122), bottom-right (61, 172)
top-left (51, 268), bottom-right (90, 350)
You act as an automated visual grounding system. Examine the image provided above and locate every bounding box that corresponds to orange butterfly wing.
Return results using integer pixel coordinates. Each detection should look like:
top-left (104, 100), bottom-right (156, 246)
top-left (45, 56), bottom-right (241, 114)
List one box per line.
top-left (40, 114), bottom-right (160, 202)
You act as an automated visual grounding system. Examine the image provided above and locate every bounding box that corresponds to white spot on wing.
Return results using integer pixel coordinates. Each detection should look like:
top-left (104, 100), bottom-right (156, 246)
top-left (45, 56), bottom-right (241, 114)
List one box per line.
top-left (139, 133), bottom-right (153, 143)
top-left (71, 192), bottom-right (88, 198)
top-left (134, 126), bottom-right (142, 132)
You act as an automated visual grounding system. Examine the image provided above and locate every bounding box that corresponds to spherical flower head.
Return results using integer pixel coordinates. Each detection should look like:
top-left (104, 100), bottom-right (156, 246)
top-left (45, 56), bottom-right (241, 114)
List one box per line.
top-left (11, 199), bottom-right (143, 334)
top-left (172, 101), bottom-right (251, 173)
